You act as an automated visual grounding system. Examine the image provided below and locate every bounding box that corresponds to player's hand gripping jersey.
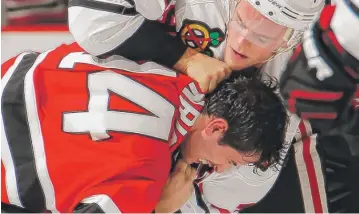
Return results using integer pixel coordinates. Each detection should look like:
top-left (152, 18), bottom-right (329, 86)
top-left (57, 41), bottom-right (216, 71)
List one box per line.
top-left (1, 43), bottom-right (204, 213)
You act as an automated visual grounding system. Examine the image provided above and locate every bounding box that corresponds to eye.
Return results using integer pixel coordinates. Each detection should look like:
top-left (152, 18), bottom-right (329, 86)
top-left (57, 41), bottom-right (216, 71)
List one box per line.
top-left (235, 13), bottom-right (247, 28)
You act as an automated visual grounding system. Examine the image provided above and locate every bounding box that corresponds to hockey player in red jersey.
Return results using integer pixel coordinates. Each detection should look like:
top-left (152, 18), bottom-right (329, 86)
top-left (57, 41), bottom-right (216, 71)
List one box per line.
top-left (1, 43), bottom-right (287, 213)
top-left (239, 0), bottom-right (359, 213)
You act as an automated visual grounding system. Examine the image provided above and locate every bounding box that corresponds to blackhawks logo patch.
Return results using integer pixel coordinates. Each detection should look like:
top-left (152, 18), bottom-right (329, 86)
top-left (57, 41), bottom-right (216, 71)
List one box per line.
top-left (179, 19), bottom-right (225, 57)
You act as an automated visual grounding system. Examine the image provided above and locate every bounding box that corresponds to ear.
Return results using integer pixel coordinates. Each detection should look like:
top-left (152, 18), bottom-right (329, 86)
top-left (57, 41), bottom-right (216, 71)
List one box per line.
top-left (203, 117), bottom-right (229, 138)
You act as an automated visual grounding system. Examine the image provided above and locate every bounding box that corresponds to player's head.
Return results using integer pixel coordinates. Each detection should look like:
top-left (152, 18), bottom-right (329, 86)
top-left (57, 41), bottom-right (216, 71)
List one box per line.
top-left (224, 0), bottom-right (325, 70)
top-left (181, 73), bottom-right (288, 172)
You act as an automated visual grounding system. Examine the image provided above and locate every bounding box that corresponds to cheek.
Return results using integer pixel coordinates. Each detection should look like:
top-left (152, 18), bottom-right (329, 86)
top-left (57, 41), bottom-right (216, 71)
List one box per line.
top-left (206, 144), bottom-right (227, 165)
top-left (250, 47), bottom-right (274, 62)
top-left (182, 135), bottom-right (196, 156)
top-left (226, 25), bottom-right (245, 49)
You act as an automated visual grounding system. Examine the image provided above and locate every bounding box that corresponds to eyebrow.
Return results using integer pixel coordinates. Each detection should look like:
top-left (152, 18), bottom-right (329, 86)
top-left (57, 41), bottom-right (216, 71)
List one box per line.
top-left (235, 12), bottom-right (276, 40)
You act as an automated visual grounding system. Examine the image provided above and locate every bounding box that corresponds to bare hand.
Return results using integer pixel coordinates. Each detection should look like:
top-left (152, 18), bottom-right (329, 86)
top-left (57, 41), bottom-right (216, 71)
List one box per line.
top-left (155, 159), bottom-right (197, 213)
top-left (174, 48), bottom-right (232, 93)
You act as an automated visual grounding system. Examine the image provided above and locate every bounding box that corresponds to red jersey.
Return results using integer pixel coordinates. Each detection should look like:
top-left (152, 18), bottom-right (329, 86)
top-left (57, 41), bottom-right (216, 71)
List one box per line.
top-left (1, 43), bottom-right (204, 213)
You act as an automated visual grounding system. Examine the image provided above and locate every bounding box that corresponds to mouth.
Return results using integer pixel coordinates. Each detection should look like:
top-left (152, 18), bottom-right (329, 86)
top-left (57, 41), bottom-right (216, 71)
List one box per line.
top-left (199, 159), bottom-right (213, 167)
top-left (231, 47), bottom-right (249, 60)
top-left (199, 158), bottom-right (208, 164)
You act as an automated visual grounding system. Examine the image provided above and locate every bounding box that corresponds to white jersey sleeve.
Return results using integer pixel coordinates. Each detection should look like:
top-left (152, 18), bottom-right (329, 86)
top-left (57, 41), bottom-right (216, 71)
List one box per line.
top-left (68, 0), bottom-right (167, 56)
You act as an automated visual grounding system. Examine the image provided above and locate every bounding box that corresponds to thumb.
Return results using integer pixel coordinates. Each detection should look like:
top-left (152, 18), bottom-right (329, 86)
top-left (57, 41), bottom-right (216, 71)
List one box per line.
top-left (198, 76), bottom-right (210, 94)
top-left (174, 159), bottom-right (189, 174)
top-left (185, 165), bottom-right (198, 181)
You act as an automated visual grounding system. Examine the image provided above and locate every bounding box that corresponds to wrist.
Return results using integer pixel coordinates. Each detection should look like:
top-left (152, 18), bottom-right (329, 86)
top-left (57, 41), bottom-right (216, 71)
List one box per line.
top-left (155, 202), bottom-right (174, 213)
top-left (173, 48), bottom-right (199, 75)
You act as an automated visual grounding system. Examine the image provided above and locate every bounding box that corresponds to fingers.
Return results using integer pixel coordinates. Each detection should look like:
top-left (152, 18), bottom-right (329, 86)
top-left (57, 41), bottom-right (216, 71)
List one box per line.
top-left (173, 159), bottom-right (197, 181)
top-left (217, 69), bottom-right (227, 82)
top-left (208, 75), bottom-right (218, 92)
top-left (183, 53), bottom-right (232, 93)
top-left (199, 76), bottom-right (210, 94)
top-left (207, 68), bottom-right (229, 92)
top-left (217, 60), bottom-right (231, 79)
top-left (173, 159), bottom-right (189, 174)
top-left (208, 61), bottom-right (232, 92)
top-left (186, 166), bottom-right (197, 181)
top-left (222, 64), bottom-right (232, 79)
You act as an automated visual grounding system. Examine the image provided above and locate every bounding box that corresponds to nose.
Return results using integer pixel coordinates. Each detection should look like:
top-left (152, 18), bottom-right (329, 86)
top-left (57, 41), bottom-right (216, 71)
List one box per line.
top-left (236, 33), bottom-right (246, 46)
top-left (236, 29), bottom-right (251, 46)
top-left (214, 163), bottom-right (232, 173)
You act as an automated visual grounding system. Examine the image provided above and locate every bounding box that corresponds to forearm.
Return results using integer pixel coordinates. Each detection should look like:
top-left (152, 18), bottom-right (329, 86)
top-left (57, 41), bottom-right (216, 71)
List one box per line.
top-left (68, 0), bottom-right (190, 68)
top-left (110, 19), bottom-right (188, 68)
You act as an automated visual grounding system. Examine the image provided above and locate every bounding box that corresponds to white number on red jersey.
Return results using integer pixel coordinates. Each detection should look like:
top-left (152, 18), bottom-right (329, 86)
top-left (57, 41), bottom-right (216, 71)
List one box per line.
top-left (60, 52), bottom-right (176, 141)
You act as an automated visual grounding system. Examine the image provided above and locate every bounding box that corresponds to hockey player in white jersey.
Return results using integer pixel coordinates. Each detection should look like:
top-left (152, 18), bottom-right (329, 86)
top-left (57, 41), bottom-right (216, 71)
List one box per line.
top-left (67, 0), bottom-right (325, 213)
top-left (68, 0), bottom-right (324, 92)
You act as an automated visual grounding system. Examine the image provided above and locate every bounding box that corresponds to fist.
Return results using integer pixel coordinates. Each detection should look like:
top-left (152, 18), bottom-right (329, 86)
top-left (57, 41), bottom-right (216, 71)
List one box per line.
top-left (174, 48), bottom-right (232, 93)
top-left (155, 159), bottom-right (197, 213)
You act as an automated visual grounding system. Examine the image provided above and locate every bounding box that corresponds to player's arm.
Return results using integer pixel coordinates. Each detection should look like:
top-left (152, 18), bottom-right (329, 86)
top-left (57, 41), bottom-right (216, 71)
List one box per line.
top-left (280, 43), bottom-right (357, 135)
top-left (68, 0), bottom-right (231, 92)
top-left (68, 0), bottom-right (187, 68)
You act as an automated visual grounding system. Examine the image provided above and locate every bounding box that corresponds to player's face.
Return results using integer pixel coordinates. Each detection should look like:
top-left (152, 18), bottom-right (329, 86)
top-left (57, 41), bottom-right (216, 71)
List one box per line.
top-left (180, 115), bottom-right (260, 173)
top-left (224, 0), bottom-right (287, 70)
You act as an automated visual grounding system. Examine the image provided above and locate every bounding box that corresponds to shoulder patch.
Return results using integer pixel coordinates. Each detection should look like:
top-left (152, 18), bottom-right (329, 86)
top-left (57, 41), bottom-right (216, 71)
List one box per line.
top-left (179, 19), bottom-right (225, 57)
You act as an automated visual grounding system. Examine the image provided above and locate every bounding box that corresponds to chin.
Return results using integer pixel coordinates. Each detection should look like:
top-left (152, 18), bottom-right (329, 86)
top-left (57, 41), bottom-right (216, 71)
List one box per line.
top-left (224, 52), bottom-right (249, 71)
top-left (225, 57), bottom-right (247, 71)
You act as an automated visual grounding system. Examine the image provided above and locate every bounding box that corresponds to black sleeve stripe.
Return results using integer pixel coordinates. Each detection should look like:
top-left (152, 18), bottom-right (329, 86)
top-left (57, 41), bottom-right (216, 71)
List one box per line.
top-left (1, 202), bottom-right (34, 213)
top-left (68, 0), bottom-right (137, 15)
top-left (126, 0), bottom-right (135, 6)
top-left (1, 53), bottom-right (48, 212)
top-left (74, 203), bottom-right (105, 213)
top-left (103, 19), bottom-right (187, 67)
top-left (194, 183), bottom-right (210, 213)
